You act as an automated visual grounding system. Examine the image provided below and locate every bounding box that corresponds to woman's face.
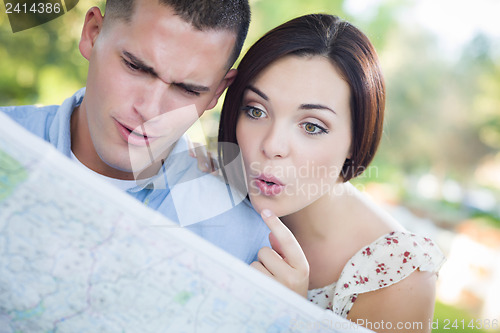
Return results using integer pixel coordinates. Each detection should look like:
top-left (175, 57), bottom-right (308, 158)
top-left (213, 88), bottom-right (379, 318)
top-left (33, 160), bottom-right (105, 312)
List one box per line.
top-left (236, 55), bottom-right (352, 216)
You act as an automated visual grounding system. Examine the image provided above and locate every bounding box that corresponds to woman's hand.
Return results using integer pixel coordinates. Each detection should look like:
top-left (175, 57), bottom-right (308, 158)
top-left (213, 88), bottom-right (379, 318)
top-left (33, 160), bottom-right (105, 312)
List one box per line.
top-left (251, 209), bottom-right (310, 298)
top-left (186, 137), bottom-right (219, 173)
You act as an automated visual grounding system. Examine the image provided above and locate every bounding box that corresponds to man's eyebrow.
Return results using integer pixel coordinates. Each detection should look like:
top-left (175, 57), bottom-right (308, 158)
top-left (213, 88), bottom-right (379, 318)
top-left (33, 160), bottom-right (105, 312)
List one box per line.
top-left (122, 51), bottom-right (158, 77)
top-left (173, 82), bottom-right (210, 93)
top-left (245, 85), bottom-right (269, 101)
top-left (123, 51), bottom-right (210, 93)
top-left (299, 103), bottom-right (337, 114)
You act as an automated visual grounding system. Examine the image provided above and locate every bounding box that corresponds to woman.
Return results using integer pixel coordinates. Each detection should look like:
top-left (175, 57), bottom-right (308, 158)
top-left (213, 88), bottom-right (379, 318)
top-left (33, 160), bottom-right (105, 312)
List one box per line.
top-left (212, 14), bottom-right (445, 331)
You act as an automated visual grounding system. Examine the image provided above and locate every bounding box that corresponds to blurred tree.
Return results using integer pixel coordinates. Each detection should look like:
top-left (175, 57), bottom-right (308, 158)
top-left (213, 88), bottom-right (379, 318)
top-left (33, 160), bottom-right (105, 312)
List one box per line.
top-left (243, 0), bottom-right (347, 57)
top-left (461, 34), bottom-right (500, 152)
top-left (0, 0), bottom-right (104, 106)
top-left (374, 21), bottom-right (499, 189)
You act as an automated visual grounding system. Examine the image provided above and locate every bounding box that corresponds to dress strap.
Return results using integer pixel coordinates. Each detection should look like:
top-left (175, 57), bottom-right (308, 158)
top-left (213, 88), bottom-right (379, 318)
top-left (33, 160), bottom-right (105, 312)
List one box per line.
top-left (332, 231), bottom-right (445, 316)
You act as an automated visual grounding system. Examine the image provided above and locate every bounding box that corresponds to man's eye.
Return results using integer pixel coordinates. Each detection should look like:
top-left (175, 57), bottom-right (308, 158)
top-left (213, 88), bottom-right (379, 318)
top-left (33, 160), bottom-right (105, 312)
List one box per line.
top-left (183, 87), bottom-right (200, 96)
top-left (123, 59), bottom-right (140, 71)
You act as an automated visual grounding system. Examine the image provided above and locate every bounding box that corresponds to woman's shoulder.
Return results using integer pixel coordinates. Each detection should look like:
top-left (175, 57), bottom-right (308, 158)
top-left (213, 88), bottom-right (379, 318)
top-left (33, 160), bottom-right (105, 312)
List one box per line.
top-left (337, 183), bottom-right (406, 246)
top-left (337, 231), bottom-right (445, 295)
top-left (308, 230), bottom-right (445, 315)
top-left (312, 184), bottom-right (405, 283)
top-left (308, 184), bottom-right (446, 318)
top-left (346, 268), bottom-right (439, 330)
top-left (339, 184), bottom-right (446, 281)
top-left (331, 230), bottom-right (445, 317)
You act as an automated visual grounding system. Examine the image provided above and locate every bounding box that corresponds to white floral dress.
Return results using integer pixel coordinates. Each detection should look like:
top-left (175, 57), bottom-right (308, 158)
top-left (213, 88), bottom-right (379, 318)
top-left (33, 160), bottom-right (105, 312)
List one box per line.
top-left (307, 231), bottom-right (446, 317)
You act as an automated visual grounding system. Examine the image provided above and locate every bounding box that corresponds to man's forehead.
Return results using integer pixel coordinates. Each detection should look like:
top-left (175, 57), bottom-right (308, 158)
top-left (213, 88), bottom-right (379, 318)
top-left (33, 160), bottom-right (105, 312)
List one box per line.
top-left (106, 1), bottom-right (235, 85)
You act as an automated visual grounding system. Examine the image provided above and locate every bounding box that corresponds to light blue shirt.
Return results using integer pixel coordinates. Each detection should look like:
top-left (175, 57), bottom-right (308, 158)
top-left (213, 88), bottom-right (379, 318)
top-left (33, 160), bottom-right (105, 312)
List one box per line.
top-left (0, 88), bottom-right (270, 264)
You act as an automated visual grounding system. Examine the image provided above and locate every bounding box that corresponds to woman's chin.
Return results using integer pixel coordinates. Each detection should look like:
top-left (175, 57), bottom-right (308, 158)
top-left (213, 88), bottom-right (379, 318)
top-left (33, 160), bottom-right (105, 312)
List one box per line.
top-left (248, 195), bottom-right (289, 218)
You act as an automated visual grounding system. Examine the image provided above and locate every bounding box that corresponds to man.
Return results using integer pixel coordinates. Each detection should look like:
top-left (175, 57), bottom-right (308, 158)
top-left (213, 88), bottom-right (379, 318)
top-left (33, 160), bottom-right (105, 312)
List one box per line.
top-left (0, 0), bottom-right (270, 264)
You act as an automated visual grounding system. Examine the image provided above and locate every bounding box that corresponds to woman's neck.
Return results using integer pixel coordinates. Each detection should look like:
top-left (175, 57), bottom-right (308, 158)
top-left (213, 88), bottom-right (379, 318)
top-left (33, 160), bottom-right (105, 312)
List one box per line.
top-left (281, 182), bottom-right (351, 243)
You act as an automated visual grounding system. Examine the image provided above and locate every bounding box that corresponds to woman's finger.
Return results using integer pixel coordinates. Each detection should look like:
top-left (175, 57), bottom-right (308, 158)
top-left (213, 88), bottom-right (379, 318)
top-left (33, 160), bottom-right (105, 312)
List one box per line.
top-left (206, 151), bottom-right (220, 174)
top-left (260, 209), bottom-right (308, 272)
top-left (188, 142), bottom-right (213, 172)
top-left (250, 260), bottom-right (274, 278)
top-left (187, 136), bottom-right (196, 157)
top-left (256, 246), bottom-right (291, 277)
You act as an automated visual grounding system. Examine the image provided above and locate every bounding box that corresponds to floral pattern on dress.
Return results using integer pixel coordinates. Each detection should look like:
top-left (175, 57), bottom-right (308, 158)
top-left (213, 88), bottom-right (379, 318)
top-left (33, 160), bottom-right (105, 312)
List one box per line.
top-left (307, 231), bottom-right (446, 318)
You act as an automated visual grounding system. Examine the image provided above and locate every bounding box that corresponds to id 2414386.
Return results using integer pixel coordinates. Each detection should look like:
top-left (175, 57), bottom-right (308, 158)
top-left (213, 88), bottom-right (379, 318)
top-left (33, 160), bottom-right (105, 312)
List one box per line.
top-left (430, 318), bottom-right (499, 330)
top-left (5, 2), bottom-right (62, 14)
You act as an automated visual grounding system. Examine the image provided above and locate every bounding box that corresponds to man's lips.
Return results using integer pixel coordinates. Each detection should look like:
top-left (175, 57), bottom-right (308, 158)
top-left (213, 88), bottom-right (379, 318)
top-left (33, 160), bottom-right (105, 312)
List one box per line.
top-left (114, 120), bottom-right (160, 146)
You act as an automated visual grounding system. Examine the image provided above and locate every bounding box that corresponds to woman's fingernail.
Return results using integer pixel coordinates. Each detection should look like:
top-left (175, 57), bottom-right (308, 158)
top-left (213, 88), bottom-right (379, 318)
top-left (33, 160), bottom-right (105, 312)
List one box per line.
top-left (262, 209), bottom-right (272, 218)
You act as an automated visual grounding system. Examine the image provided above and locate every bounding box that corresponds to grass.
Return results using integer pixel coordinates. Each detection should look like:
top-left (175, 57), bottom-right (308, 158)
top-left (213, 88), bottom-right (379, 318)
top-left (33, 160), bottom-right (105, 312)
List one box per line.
top-left (432, 301), bottom-right (499, 332)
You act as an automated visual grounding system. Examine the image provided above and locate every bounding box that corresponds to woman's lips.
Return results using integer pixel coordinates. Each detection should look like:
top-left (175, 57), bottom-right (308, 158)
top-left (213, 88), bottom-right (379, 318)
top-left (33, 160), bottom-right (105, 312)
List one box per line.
top-left (253, 174), bottom-right (285, 196)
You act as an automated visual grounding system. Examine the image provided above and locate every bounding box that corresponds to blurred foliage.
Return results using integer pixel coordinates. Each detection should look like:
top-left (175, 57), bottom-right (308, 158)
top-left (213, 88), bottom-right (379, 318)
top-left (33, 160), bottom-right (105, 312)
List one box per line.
top-left (0, 0), bottom-right (104, 105)
top-left (1, 0), bottom-right (500, 215)
top-left (433, 301), bottom-right (495, 333)
top-left (247, 0), bottom-right (346, 44)
top-left (379, 29), bottom-right (498, 182)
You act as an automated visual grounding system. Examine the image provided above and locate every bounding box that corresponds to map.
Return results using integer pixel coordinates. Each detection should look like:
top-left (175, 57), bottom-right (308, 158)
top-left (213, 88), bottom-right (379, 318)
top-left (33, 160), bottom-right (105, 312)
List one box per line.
top-left (0, 112), bottom-right (371, 333)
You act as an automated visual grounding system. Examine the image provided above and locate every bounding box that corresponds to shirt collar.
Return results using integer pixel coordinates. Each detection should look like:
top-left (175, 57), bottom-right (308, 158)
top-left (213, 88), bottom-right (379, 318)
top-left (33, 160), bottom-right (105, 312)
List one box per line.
top-left (48, 88), bottom-right (85, 157)
top-left (127, 134), bottom-right (192, 192)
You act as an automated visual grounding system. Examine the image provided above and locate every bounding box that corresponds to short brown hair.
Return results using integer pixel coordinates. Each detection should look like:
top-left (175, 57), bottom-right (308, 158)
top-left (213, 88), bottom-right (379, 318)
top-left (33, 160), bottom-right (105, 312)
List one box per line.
top-left (218, 14), bottom-right (385, 182)
top-left (104, 0), bottom-right (250, 67)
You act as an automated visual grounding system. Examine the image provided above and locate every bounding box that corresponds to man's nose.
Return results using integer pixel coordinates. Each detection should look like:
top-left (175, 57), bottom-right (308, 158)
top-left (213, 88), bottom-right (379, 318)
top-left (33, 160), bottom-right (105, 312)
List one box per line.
top-left (134, 80), bottom-right (166, 122)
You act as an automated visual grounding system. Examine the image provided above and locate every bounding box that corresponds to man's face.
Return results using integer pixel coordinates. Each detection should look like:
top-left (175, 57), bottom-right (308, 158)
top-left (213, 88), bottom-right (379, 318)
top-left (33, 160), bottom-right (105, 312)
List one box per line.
top-left (76, 0), bottom-right (236, 179)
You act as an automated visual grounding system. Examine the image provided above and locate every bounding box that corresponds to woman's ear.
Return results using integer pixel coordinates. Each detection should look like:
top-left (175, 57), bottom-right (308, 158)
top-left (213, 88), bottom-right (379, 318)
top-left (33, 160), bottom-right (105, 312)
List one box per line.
top-left (347, 144), bottom-right (353, 161)
top-left (79, 7), bottom-right (105, 60)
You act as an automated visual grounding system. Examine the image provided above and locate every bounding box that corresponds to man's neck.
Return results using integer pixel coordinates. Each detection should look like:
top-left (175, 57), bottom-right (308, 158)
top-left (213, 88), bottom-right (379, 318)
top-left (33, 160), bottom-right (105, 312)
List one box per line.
top-left (70, 104), bottom-right (138, 180)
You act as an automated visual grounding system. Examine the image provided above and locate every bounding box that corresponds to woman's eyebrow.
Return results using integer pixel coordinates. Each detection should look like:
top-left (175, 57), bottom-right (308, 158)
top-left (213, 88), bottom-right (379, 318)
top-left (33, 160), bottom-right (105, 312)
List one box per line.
top-left (245, 86), bottom-right (336, 114)
top-left (299, 103), bottom-right (336, 114)
top-left (245, 85), bottom-right (269, 101)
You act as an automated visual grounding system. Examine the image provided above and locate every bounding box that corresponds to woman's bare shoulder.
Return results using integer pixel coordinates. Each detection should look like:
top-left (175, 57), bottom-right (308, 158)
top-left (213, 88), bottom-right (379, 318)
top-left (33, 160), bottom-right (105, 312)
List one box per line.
top-left (347, 270), bottom-right (437, 332)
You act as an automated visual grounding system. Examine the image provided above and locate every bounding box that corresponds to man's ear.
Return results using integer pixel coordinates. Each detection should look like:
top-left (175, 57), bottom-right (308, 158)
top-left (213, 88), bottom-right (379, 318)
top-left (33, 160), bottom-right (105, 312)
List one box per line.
top-left (79, 7), bottom-right (105, 60)
top-left (206, 69), bottom-right (238, 110)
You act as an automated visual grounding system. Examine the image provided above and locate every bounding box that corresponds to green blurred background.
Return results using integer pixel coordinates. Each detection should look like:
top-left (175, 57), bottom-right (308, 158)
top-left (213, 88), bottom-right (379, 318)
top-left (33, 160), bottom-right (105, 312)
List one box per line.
top-left (1, 0), bottom-right (499, 331)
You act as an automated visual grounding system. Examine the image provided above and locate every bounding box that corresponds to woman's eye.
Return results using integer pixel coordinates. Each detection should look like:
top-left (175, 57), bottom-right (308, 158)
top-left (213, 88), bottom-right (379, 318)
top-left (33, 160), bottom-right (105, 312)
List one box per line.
top-left (242, 106), bottom-right (266, 119)
top-left (250, 108), bottom-right (263, 118)
top-left (302, 122), bottom-right (328, 135)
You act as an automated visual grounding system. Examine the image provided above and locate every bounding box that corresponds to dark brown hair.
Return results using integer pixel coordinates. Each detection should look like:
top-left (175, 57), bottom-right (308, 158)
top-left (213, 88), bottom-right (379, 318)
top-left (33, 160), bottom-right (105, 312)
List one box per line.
top-left (218, 14), bottom-right (385, 182)
top-left (104, 0), bottom-right (250, 67)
